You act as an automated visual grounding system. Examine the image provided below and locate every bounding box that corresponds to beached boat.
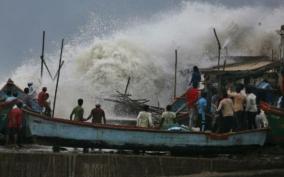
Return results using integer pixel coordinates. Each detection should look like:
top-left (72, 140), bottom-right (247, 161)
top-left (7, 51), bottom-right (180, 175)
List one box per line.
top-left (200, 56), bottom-right (284, 145)
top-left (22, 109), bottom-right (268, 153)
top-left (260, 102), bottom-right (284, 145)
top-left (0, 79), bottom-right (269, 153)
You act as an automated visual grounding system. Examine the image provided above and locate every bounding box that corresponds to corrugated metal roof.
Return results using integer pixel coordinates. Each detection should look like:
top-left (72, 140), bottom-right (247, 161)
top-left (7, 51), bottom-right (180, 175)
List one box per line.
top-left (214, 60), bottom-right (273, 72)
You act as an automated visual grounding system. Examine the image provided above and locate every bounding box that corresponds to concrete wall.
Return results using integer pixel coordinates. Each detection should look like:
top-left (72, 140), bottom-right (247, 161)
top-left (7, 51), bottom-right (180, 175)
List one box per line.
top-left (0, 152), bottom-right (284, 177)
top-left (170, 169), bottom-right (284, 177)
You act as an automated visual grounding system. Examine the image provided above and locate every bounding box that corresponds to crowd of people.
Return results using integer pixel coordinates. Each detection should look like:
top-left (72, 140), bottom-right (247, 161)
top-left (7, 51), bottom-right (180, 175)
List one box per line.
top-left (136, 65), bottom-right (270, 133)
top-left (184, 66), bottom-right (270, 133)
top-left (1, 81), bottom-right (106, 148)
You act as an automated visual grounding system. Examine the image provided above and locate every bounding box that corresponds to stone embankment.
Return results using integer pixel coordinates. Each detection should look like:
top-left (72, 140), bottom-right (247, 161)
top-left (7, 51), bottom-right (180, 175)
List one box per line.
top-left (0, 151), bottom-right (284, 177)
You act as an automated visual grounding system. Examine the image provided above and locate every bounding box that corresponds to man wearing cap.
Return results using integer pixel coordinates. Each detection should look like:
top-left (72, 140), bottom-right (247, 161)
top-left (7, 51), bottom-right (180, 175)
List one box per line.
top-left (27, 82), bottom-right (36, 98)
top-left (86, 104), bottom-right (106, 124)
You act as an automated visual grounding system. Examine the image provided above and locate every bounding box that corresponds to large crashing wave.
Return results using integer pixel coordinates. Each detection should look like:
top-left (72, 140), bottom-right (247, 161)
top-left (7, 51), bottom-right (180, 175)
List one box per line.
top-left (9, 2), bottom-right (284, 117)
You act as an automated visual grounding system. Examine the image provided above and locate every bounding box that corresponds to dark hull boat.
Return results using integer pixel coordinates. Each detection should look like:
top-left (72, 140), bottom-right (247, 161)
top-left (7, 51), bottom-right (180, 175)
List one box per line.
top-left (261, 102), bottom-right (284, 145)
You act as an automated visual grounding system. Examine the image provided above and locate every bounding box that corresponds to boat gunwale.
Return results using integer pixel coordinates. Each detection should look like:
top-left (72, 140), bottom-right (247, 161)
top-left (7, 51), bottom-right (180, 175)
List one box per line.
top-left (266, 108), bottom-right (284, 117)
top-left (24, 109), bottom-right (269, 136)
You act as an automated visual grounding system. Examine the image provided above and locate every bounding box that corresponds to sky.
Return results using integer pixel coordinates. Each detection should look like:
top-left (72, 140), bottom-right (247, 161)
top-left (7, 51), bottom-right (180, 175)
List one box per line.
top-left (0, 0), bottom-right (283, 81)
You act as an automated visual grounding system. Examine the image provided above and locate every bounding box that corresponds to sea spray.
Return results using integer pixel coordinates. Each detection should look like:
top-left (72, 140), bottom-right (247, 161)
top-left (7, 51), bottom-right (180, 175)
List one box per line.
top-left (8, 2), bottom-right (284, 117)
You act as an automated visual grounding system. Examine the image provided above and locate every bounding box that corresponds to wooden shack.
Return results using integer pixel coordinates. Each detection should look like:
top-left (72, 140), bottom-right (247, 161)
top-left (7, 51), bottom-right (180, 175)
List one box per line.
top-left (202, 56), bottom-right (281, 90)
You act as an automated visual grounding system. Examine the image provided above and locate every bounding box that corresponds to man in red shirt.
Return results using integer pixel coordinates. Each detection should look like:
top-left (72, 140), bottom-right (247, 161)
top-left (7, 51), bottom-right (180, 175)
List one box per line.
top-left (186, 82), bottom-right (200, 128)
top-left (38, 87), bottom-right (47, 107)
top-left (6, 102), bottom-right (23, 147)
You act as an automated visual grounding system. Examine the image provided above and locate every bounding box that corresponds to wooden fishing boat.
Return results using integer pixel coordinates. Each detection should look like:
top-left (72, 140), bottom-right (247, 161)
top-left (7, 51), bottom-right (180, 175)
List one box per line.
top-left (0, 79), bottom-right (269, 153)
top-left (22, 109), bottom-right (268, 153)
top-left (260, 102), bottom-right (284, 145)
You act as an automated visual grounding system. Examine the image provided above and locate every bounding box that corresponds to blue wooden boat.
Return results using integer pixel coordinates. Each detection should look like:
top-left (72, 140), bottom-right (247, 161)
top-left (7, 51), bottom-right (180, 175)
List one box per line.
top-left (0, 79), bottom-right (268, 152)
top-left (23, 109), bottom-right (268, 153)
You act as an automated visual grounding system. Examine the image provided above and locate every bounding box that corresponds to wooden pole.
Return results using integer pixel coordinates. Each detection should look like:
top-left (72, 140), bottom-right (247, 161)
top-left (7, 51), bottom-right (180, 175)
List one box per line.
top-left (174, 49), bottom-right (178, 98)
top-left (52, 39), bottom-right (64, 118)
top-left (225, 46), bottom-right (228, 58)
top-left (42, 59), bottom-right (54, 80)
top-left (213, 28), bottom-right (221, 70)
top-left (278, 25), bottom-right (284, 62)
top-left (223, 59), bottom-right (227, 71)
top-left (39, 31), bottom-right (54, 80)
top-left (124, 77), bottom-right (131, 95)
top-left (53, 61), bottom-right (65, 80)
top-left (40, 31), bottom-right (45, 80)
top-left (280, 45), bottom-right (282, 61)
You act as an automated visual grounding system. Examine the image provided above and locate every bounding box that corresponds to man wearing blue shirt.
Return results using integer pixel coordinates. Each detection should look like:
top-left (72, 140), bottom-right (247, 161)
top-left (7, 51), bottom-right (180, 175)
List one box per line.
top-left (197, 92), bottom-right (207, 132)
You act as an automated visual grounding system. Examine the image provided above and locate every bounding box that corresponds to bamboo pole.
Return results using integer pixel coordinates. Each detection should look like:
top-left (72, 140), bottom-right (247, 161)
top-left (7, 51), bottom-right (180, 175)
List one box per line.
top-left (53, 61), bottom-right (65, 80)
top-left (124, 77), bottom-right (131, 95)
top-left (281, 26), bottom-right (284, 63)
top-left (174, 49), bottom-right (178, 98)
top-left (213, 28), bottom-right (221, 70)
top-left (40, 31), bottom-right (45, 80)
top-left (223, 59), bottom-right (227, 71)
top-left (40, 30), bottom-right (54, 80)
top-left (42, 59), bottom-right (54, 80)
top-left (52, 39), bottom-right (64, 118)
top-left (278, 25), bottom-right (284, 62)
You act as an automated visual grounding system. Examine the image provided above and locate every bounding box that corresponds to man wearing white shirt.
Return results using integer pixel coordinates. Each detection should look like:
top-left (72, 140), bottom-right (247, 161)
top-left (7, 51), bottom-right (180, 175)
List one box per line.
top-left (245, 87), bottom-right (257, 129)
top-left (137, 105), bottom-right (153, 128)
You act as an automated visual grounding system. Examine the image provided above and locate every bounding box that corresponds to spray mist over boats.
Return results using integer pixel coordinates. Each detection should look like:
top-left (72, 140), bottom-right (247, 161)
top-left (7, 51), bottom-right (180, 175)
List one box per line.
top-left (8, 2), bottom-right (284, 117)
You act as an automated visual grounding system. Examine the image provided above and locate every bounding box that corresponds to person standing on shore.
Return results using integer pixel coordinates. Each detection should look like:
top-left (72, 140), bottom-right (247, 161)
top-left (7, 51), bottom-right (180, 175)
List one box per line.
top-left (70, 98), bottom-right (85, 122)
top-left (6, 102), bottom-right (23, 148)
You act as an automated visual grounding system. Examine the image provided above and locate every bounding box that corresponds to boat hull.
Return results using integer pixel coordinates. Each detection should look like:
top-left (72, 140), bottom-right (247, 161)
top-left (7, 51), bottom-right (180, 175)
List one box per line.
top-left (267, 113), bottom-right (284, 144)
top-left (24, 110), bottom-right (267, 152)
top-left (260, 103), bottom-right (284, 145)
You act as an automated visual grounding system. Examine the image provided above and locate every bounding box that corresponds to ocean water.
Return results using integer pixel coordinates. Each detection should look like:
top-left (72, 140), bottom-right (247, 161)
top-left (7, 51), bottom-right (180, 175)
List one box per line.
top-left (7, 1), bottom-right (284, 118)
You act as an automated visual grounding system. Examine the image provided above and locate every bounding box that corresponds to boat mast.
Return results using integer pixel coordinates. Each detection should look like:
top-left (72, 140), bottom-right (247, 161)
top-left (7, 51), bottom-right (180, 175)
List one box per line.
top-left (40, 31), bottom-right (45, 80)
top-left (39, 31), bottom-right (54, 80)
top-left (52, 39), bottom-right (64, 118)
top-left (124, 77), bottom-right (131, 95)
top-left (279, 25), bottom-right (284, 63)
top-left (213, 28), bottom-right (221, 71)
top-left (174, 49), bottom-right (178, 98)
